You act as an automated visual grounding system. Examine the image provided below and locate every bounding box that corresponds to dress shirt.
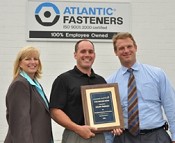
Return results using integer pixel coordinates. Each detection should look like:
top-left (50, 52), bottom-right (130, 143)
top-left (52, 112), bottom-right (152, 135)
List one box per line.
top-left (105, 62), bottom-right (175, 141)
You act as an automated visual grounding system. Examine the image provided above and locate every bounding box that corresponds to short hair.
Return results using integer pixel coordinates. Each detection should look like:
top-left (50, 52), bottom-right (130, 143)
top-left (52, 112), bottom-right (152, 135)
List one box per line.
top-left (112, 32), bottom-right (137, 51)
top-left (13, 46), bottom-right (42, 80)
top-left (74, 39), bottom-right (94, 52)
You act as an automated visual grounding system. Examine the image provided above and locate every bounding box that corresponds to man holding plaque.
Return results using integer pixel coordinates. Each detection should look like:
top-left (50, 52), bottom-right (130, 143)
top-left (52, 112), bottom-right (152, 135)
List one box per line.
top-left (49, 39), bottom-right (106, 143)
top-left (104, 32), bottom-right (175, 143)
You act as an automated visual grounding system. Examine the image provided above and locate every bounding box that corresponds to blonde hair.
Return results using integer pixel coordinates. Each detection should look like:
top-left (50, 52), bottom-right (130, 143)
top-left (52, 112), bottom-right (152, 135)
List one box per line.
top-left (112, 32), bottom-right (137, 51)
top-left (13, 46), bottom-right (42, 80)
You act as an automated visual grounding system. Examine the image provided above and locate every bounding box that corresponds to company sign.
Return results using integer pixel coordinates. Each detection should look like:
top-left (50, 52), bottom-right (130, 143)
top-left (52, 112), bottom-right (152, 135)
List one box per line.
top-left (27, 1), bottom-right (131, 42)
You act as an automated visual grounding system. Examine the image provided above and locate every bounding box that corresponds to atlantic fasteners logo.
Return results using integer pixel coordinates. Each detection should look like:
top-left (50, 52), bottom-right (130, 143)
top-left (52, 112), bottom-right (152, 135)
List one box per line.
top-left (35, 2), bottom-right (60, 26)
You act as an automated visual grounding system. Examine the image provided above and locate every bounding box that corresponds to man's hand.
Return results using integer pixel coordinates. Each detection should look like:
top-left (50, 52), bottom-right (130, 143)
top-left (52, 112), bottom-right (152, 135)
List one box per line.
top-left (112, 128), bottom-right (123, 136)
top-left (75, 125), bottom-right (97, 139)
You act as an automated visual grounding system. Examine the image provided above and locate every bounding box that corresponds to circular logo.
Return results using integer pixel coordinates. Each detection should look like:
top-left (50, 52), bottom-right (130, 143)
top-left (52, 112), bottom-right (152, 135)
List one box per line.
top-left (35, 2), bottom-right (60, 26)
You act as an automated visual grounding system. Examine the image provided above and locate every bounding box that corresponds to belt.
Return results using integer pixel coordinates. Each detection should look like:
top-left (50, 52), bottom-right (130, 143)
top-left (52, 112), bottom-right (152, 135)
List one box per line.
top-left (125, 125), bottom-right (165, 135)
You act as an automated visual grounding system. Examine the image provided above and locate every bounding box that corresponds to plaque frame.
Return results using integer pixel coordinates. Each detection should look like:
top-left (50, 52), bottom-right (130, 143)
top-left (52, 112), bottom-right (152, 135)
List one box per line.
top-left (81, 83), bottom-right (124, 132)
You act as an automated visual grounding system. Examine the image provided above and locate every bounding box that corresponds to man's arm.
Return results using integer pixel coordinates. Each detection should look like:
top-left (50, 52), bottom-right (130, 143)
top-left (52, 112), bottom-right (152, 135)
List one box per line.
top-left (50, 108), bottom-right (96, 139)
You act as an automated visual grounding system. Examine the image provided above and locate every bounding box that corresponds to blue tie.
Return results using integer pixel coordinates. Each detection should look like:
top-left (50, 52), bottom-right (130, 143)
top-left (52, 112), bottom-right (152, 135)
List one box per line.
top-left (128, 68), bottom-right (140, 136)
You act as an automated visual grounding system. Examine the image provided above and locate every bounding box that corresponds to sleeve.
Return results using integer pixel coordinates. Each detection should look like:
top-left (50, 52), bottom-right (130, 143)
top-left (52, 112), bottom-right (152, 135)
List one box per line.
top-left (159, 69), bottom-right (175, 141)
top-left (106, 71), bottom-right (118, 84)
top-left (6, 80), bottom-right (34, 143)
top-left (49, 75), bottom-right (67, 109)
top-left (104, 132), bottom-right (115, 143)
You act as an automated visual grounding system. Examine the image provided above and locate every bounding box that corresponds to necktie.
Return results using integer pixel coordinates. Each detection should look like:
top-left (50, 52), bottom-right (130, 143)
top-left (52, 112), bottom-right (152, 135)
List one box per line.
top-left (128, 68), bottom-right (140, 136)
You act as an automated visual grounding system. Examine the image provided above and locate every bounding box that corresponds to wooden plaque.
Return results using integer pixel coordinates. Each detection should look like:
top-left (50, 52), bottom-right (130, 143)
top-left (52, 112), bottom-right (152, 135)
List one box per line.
top-left (81, 83), bottom-right (124, 132)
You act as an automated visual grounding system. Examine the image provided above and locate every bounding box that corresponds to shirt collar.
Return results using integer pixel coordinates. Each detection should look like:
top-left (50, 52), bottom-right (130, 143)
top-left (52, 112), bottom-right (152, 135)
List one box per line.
top-left (20, 71), bottom-right (41, 89)
top-left (74, 66), bottom-right (96, 78)
top-left (121, 62), bottom-right (140, 75)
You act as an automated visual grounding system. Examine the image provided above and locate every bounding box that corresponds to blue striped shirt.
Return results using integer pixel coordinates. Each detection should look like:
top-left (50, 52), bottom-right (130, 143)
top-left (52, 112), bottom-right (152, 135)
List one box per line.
top-left (105, 62), bottom-right (175, 141)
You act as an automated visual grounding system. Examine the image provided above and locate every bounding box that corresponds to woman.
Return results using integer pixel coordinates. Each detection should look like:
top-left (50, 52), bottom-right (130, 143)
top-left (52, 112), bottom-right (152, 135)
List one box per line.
top-left (4, 46), bottom-right (53, 143)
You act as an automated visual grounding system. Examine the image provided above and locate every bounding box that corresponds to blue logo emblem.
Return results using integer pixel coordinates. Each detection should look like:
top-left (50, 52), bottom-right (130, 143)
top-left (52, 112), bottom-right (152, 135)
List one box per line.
top-left (35, 2), bottom-right (60, 26)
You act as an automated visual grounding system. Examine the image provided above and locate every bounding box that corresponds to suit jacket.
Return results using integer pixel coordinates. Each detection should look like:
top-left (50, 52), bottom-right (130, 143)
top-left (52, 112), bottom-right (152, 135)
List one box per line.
top-left (4, 75), bottom-right (53, 143)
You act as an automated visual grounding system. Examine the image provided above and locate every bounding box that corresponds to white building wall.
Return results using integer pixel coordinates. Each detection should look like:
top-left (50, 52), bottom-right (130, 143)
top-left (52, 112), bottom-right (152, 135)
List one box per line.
top-left (0, 0), bottom-right (175, 142)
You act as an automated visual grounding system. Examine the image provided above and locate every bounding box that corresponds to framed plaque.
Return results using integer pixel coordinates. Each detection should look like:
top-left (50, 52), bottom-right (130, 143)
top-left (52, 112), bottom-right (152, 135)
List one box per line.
top-left (81, 83), bottom-right (124, 132)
